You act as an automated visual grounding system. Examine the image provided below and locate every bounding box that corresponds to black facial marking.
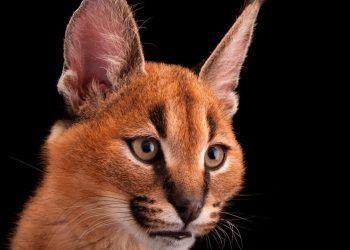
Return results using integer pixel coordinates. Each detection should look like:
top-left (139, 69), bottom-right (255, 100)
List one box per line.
top-left (183, 93), bottom-right (196, 138)
top-left (151, 150), bottom-right (168, 183)
top-left (163, 176), bottom-right (176, 202)
top-left (133, 205), bottom-right (162, 214)
top-left (149, 104), bottom-right (166, 138)
top-left (207, 113), bottom-right (217, 141)
top-left (203, 170), bottom-right (210, 199)
top-left (130, 196), bottom-right (163, 229)
top-left (212, 202), bottom-right (221, 208)
top-left (210, 212), bottom-right (220, 219)
top-left (133, 196), bottom-right (155, 204)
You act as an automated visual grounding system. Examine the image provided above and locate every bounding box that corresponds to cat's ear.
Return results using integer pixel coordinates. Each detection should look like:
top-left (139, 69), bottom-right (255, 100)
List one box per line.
top-left (199, 0), bottom-right (263, 117)
top-left (58, 0), bottom-right (145, 114)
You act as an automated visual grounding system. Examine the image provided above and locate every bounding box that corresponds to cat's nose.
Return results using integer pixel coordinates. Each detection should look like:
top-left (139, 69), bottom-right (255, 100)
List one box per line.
top-left (171, 197), bottom-right (203, 225)
top-left (166, 181), bottom-right (205, 225)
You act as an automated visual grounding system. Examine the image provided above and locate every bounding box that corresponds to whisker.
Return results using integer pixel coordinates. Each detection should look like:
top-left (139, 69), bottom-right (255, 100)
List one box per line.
top-left (45, 198), bottom-right (105, 249)
top-left (217, 224), bottom-right (232, 250)
top-left (220, 221), bottom-right (241, 250)
top-left (209, 228), bottom-right (222, 250)
top-left (46, 198), bottom-right (130, 249)
top-left (207, 234), bottom-right (213, 250)
top-left (233, 191), bottom-right (264, 197)
top-left (67, 202), bottom-right (130, 230)
top-left (204, 235), bottom-right (209, 250)
top-left (60, 201), bottom-right (128, 210)
top-left (78, 212), bottom-right (134, 241)
top-left (8, 155), bottom-right (47, 174)
top-left (221, 218), bottom-right (252, 231)
top-left (221, 211), bottom-right (254, 222)
top-left (95, 194), bottom-right (129, 202)
top-left (215, 227), bottom-right (225, 249)
top-left (79, 218), bottom-right (117, 240)
top-left (223, 219), bottom-right (243, 249)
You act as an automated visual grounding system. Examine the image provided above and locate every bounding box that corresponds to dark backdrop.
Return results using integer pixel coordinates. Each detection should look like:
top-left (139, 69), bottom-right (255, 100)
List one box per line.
top-left (2, 0), bottom-right (331, 249)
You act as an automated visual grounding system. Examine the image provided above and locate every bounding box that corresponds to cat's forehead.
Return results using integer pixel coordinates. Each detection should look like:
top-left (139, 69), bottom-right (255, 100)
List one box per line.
top-left (106, 63), bottom-right (233, 150)
top-left (118, 63), bottom-right (224, 126)
top-left (129, 63), bottom-right (216, 108)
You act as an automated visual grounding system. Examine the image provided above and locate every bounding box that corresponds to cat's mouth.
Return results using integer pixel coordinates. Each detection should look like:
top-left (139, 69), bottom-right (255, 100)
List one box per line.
top-left (149, 230), bottom-right (192, 240)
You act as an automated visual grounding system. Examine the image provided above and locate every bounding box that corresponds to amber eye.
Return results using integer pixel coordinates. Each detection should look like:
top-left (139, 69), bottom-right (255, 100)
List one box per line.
top-left (205, 145), bottom-right (226, 169)
top-left (131, 138), bottom-right (160, 162)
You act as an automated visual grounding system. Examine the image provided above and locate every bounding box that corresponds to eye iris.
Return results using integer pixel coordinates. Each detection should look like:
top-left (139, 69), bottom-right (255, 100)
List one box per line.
top-left (130, 137), bottom-right (159, 162)
top-left (141, 140), bottom-right (154, 153)
top-left (208, 147), bottom-right (219, 160)
top-left (205, 145), bottom-right (226, 169)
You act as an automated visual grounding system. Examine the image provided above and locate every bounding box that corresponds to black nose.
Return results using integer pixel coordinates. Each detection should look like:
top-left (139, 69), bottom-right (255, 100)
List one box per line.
top-left (165, 179), bottom-right (205, 225)
top-left (174, 199), bottom-right (203, 224)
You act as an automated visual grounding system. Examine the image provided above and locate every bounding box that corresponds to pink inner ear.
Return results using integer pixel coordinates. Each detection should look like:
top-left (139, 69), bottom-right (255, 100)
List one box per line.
top-left (76, 21), bottom-right (109, 87)
top-left (206, 23), bottom-right (253, 93)
top-left (65, 0), bottom-right (128, 96)
top-left (199, 1), bottom-right (262, 117)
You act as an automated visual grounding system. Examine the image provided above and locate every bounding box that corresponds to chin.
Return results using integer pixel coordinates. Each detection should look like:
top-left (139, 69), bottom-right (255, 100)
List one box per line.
top-left (146, 236), bottom-right (196, 250)
top-left (120, 219), bottom-right (197, 250)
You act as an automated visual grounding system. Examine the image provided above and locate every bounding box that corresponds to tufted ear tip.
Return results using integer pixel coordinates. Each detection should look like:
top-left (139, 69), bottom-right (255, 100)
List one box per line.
top-left (244, 0), bottom-right (266, 7)
top-left (199, 0), bottom-right (263, 117)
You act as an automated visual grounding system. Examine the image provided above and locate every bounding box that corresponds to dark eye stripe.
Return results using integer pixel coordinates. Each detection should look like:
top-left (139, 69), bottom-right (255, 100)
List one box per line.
top-left (207, 113), bottom-right (217, 141)
top-left (148, 104), bottom-right (167, 138)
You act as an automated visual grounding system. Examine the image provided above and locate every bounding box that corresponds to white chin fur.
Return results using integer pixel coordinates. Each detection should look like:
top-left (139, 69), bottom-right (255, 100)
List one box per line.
top-left (113, 211), bottom-right (196, 250)
top-left (124, 222), bottom-right (196, 250)
top-left (143, 235), bottom-right (196, 250)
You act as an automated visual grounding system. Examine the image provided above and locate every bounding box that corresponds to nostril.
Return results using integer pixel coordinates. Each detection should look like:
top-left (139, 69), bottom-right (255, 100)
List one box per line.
top-left (176, 205), bottom-right (188, 214)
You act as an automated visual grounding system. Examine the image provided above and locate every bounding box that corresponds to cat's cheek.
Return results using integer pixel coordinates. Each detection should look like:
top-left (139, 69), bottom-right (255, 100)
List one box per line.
top-left (97, 142), bottom-right (157, 194)
top-left (189, 205), bottom-right (221, 236)
top-left (209, 158), bottom-right (244, 201)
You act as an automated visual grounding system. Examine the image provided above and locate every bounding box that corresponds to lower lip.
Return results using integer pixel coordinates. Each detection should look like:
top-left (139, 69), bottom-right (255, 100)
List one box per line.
top-left (149, 231), bottom-right (192, 240)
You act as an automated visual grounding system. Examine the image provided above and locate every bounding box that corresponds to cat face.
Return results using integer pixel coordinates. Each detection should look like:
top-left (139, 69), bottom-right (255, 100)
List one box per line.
top-left (49, 63), bottom-right (244, 248)
top-left (46, 0), bottom-right (262, 249)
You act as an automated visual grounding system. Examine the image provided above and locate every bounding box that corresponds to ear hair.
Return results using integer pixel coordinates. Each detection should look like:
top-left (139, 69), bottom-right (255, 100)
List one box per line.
top-left (57, 0), bottom-right (145, 114)
top-left (199, 0), bottom-right (263, 117)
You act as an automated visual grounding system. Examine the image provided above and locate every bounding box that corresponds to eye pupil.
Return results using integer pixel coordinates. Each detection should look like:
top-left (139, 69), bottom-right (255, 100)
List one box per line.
top-left (130, 137), bottom-right (160, 163)
top-left (141, 140), bottom-right (154, 153)
top-left (205, 145), bottom-right (226, 170)
top-left (208, 147), bottom-right (218, 160)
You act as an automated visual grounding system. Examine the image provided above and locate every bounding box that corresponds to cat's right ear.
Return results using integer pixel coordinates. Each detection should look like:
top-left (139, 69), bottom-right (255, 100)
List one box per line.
top-left (58, 0), bottom-right (145, 114)
top-left (199, 0), bottom-right (263, 117)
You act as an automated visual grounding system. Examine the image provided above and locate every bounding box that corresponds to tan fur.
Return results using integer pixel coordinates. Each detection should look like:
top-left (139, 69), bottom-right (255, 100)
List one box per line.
top-left (11, 0), bottom-right (263, 249)
top-left (11, 63), bottom-right (243, 250)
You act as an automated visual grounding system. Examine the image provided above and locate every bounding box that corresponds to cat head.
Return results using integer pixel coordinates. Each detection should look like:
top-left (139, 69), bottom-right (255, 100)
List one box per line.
top-left (46, 0), bottom-right (262, 249)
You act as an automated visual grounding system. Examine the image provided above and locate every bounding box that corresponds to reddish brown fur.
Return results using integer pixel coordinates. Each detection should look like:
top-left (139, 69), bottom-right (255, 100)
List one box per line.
top-left (12, 63), bottom-right (243, 249)
top-left (11, 0), bottom-right (263, 248)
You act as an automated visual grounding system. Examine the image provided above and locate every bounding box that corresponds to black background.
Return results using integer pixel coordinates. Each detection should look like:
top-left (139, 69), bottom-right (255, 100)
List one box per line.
top-left (2, 0), bottom-right (334, 249)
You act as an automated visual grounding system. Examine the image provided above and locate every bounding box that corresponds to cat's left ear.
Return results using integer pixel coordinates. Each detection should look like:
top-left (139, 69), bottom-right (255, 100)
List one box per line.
top-left (199, 0), bottom-right (263, 117)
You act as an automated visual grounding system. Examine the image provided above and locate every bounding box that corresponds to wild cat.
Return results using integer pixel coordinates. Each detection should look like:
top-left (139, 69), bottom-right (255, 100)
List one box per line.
top-left (11, 0), bottom-right (263, 249)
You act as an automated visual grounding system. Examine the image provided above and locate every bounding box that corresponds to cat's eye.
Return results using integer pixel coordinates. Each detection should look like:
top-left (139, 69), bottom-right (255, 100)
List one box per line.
top-left (130, 138), bottom-right (160, 162)
top-left (205, 145), bottom-right (226, 169)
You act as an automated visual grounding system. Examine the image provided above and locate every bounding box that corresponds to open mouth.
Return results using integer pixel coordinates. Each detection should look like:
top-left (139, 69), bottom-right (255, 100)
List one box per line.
top-left (149, 231), bottom-right (192, 240)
